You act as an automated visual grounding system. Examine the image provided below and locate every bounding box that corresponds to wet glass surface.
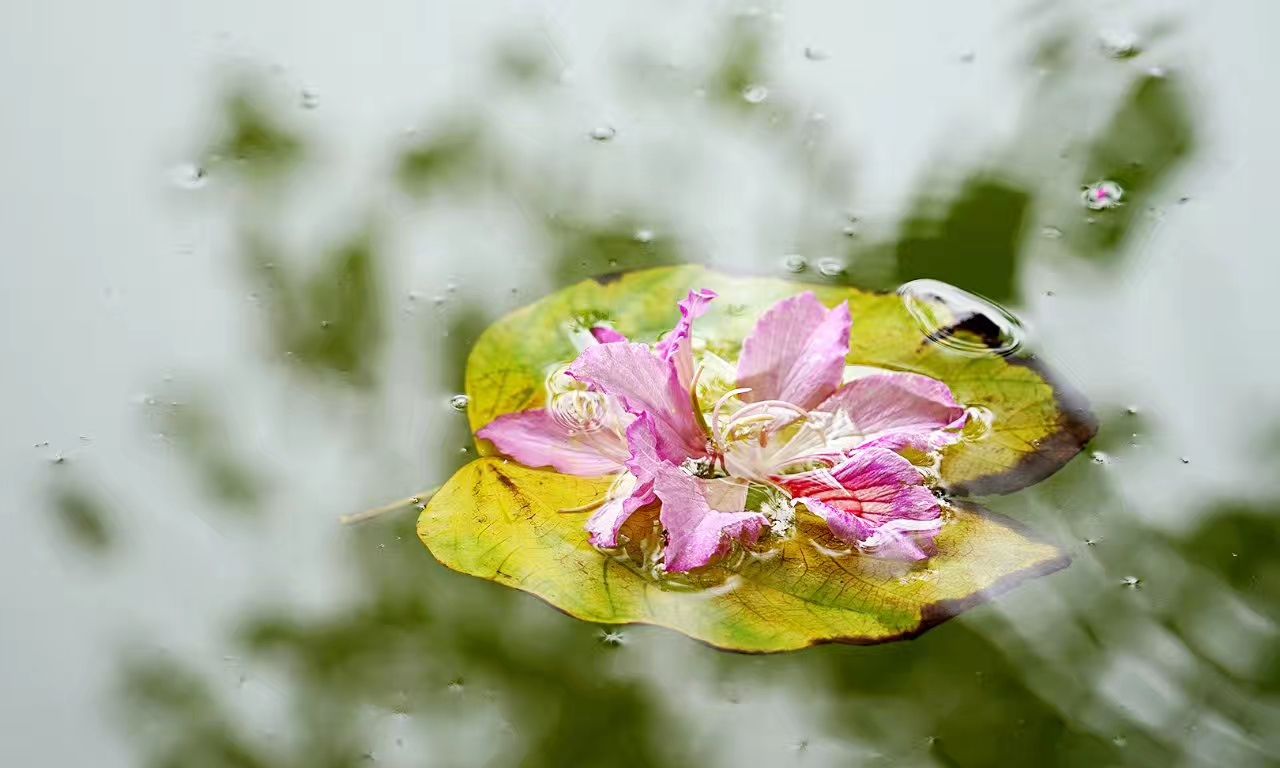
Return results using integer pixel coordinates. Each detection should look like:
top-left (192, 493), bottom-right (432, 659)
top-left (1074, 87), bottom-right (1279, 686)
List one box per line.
top-left (3, 1), bottom-right (1280, 765)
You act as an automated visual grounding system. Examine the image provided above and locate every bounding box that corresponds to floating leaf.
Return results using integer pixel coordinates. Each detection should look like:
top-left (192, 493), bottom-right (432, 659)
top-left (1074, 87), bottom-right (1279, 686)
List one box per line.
top-left (419, 458), bottom-right (1068, 652)
top-left (421, 266), bottom-right (1093, 651)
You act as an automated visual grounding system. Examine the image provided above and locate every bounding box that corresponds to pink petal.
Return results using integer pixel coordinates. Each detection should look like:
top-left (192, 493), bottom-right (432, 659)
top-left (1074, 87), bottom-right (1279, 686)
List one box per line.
top-left (781, 447), bottom-right (943, 561)
top-left (802, 496), bottom-right (937, 561)
top-left (590, 326), bottom-right (627, 344)
top-left (568, 342), bottom-right (707, 462)
top-left (477, 409), bottom-right (628, 476)
top-left (654, 471), bottom-right (766, 573)
top-left (585, 483), bottom-right (654, 548)
top-left (594, 414), bottom-right (764, 566)
top-left (737, 293), bottom-right (852, 410)
top-left (655, 288), bottom-right (717, 390)
top-left (817, 372), bottom-right (967, 452)
top-left (585, 416), bottom-right (665, 547)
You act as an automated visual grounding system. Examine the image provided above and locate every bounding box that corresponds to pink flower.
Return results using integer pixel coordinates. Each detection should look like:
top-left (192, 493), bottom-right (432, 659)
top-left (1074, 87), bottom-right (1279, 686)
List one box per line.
top-left (477, 288), bottom-right (968, 572)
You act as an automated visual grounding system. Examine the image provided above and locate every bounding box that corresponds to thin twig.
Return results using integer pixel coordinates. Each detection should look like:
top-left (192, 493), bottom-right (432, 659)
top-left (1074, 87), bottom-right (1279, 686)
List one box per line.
top-left (339, 487), bottom-right (439, 525)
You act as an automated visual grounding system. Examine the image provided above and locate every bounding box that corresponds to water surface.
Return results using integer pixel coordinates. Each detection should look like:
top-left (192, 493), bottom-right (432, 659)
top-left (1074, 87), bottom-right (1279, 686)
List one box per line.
top-left (3, 1), bottom-right (1280, 766)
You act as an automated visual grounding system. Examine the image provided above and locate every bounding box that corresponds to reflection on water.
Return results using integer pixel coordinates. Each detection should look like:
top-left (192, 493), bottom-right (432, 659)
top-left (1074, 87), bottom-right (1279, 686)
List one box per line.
top-left (6, 2), bottom-right (1280, 766)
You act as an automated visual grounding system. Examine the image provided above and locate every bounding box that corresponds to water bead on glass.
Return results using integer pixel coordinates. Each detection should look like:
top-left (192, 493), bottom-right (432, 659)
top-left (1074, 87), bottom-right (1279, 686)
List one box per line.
top-left (742, 84), bottom-right (769, 104)
top-left (1082, 180), bottom-right (1124, 210)
top-left (783, 254), bottom-right (808, 273)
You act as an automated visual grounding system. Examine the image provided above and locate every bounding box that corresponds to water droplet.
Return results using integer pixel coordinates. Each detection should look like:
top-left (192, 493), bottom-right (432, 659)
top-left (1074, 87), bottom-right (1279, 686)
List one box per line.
top-left (447, 679), bottom-right (464, 693)
top-left (1179, 456), bottom-right (1190, 464)
top-left (1121, 575), bottom-right (1141, 588)
top-left (803, 46), bottom-right (829, 61)
top-left (1040, 225), bottom-right (1064, 240)
top-left (782, 254), bottom-right (807, 273)
top-left (816, 257), bottom-right (845, 277)
top-left (1082, 180), bottom-right (1124, 210)
top-left (1091, 451), bottom-right (1111, 465)
top-left (599, 629), bottom-right (625, 646)
top-left (1085, 537), bottom-right (1099, 546)
top-left (961, 405), bottom-right (996, 441)
top-left (727, 303), bottom-right (747, 316)
top-left (633, 228), bottom-right (654, 243)
top-left (742, 84), bottom-right (769, 104)
top-left (588, 124), bottom-right (616, 142)
top-left (959, 50), bottom-right (976, 63)
top-left (300, 88), bottom-right (319, 109)
top-left (169, 163), bottom-right (208, 190)
top-left (898, 279), bottom-right (1026, 356)
top-left (449, 394), bottom-right (470, 412)
top-left (1112, 735), bottom-right (1128, 748)
top-left (1099, 30), bottom-right (1142, 59)
top-left (50, 454), bottom-right (67, 465)
top-left (319, 319), bottom-right (331, 329)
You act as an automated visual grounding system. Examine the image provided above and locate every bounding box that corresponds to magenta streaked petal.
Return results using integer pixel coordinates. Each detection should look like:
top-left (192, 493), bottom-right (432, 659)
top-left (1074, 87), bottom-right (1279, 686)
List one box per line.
top-left (654, 471), bottom-right (766, 573)
top-left (568, 342), bottom-right (707, 461)
top-left (818, 372), bottom-right (967, 452)
top-left (655, 288), bottom-right (717, 390)
top-left (812, 497), bottom-right (937, 561)
top-left (590, 326), bottom-right (627, 344)
top-left (783, 447), bottom-right (943, 561)
top-left (737, 293), bottom-right (852, 410)
top-left (477, 409), bottom-right (628, 476)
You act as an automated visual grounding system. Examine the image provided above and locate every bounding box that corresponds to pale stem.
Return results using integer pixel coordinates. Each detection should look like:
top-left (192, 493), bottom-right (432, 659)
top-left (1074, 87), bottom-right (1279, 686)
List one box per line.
top-left (339, 487), bottom-right (439, 525)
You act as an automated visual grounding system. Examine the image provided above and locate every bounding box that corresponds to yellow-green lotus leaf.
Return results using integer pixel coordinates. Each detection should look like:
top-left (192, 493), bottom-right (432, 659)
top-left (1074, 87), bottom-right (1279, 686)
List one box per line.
top-left (419, 266), bottom-right (1093, 652)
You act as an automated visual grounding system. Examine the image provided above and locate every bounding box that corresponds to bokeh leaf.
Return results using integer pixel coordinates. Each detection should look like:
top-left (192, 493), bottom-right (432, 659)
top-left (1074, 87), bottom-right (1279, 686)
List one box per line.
top-left (419, 458), bottom-right (1067, 653)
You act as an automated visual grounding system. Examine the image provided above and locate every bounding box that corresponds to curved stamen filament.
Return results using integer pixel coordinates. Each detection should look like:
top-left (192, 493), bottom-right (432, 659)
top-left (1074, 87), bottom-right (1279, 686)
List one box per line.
top-left (721, 400), bottom-right (809, 441)
top-left (709, 387), bottom-right (752, 448)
